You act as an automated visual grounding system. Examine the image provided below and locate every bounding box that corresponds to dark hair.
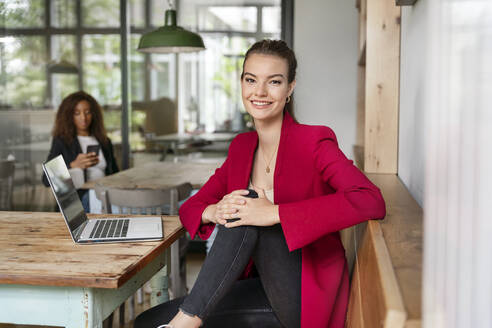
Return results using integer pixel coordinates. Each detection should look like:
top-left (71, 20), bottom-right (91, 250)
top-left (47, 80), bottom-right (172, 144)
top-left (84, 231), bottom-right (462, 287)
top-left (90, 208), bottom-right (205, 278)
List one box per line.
top-left (241, 39), bottom-right (297, 119)
top-left (52, 91), bottom-right (109, 146)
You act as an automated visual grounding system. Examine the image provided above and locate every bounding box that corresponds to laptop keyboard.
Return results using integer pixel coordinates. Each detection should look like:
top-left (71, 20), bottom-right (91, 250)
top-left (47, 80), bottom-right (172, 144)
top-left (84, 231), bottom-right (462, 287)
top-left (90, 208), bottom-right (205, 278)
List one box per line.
top-left (89, 219), bottom-right (130, 239)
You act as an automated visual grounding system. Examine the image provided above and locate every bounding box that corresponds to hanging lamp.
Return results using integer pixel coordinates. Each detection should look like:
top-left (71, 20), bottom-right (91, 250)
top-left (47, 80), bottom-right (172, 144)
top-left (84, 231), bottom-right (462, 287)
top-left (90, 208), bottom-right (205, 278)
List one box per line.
top-left (48, 59), bottom-right (79, 74)
top-left (137, 0), bottom-right (205, 53)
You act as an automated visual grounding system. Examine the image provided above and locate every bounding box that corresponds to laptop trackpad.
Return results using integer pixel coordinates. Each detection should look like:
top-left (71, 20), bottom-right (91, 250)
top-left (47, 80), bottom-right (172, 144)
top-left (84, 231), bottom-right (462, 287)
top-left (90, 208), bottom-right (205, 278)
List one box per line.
top-left (127, 217), bottom-right (162, 238)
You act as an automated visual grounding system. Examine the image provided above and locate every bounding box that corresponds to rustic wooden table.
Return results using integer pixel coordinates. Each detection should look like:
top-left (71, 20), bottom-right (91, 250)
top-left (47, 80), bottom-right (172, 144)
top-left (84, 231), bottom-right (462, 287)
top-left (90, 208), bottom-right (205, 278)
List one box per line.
top-left (0, 211), bottom-right (184, 328)
top-left (149, 132), bottom-right (236, 158)
top-left (83, 160), bottom-right (223, 191)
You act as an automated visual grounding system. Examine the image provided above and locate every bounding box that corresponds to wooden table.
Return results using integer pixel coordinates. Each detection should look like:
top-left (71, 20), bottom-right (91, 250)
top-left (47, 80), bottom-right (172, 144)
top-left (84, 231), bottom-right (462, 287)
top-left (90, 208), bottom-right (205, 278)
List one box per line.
top-left (0, 211), bottom-right (184, 328)
top-left (83, 160), bottom-right (223, 191)
top-left (149, 132), bottom-right (236, 159)
top-left (151, 132), bottom-right (236, 144)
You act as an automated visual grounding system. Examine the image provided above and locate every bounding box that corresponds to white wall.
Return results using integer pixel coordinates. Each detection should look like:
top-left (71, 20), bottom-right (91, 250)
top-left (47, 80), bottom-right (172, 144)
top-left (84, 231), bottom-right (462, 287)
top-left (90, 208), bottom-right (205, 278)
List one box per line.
top-left (293, 0), bottom-right (358, 159)
top-left (398, 3), bottom-right (428, 206)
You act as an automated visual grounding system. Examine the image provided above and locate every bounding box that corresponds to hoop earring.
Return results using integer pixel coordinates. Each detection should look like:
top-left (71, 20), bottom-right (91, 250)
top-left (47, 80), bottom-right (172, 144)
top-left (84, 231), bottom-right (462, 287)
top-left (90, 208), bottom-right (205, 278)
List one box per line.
top-left (286, 96), bottom-right (291, 103)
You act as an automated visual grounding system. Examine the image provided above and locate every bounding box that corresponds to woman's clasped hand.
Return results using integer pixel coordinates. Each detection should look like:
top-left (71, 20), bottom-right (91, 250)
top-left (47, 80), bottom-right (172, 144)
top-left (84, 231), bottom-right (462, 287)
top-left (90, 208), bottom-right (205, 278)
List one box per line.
top-left (202, 188), bottom-right (280, 227)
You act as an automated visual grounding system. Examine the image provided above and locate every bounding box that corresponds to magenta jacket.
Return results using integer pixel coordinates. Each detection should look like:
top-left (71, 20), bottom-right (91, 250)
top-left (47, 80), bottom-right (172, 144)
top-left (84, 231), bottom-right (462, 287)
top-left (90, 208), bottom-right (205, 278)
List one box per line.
top-left (179, 111), bottom-right (386, 327)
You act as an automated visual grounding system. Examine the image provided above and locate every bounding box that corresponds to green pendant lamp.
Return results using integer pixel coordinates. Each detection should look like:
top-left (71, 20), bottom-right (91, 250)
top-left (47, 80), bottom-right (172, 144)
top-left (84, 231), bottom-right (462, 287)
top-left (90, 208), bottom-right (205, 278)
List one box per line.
top-left (137, 1), bottom-right (205, 53)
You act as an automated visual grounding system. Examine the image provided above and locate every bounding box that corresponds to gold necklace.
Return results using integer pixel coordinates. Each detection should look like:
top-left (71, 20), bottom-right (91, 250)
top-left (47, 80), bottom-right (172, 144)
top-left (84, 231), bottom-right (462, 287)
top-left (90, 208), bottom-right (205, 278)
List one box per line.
top-left (260, 143), bottom-right (279, 174)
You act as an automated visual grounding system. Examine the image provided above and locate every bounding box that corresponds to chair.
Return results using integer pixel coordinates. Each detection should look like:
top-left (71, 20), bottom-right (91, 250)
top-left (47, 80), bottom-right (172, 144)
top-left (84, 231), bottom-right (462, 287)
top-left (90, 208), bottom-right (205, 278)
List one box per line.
top-left (133, 98), bottom-right (178, 137)
top-left (0, 160), bottom-right (15, 210)
top-left (95, 183), bottom-right (193, 325)
top-left (132, 98), bottom-right (178, 154)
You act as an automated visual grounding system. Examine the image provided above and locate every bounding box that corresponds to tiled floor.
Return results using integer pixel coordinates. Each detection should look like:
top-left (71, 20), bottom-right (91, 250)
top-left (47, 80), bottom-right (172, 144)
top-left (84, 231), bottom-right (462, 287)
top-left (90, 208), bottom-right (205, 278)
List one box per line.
top-left (0, 252), bottom-right (206, 328)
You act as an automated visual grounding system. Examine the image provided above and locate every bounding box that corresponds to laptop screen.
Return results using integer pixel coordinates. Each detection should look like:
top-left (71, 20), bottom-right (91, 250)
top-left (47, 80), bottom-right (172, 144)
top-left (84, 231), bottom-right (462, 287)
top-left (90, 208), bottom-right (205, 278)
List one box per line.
top-left (43, 155), bottom-right (87, 233)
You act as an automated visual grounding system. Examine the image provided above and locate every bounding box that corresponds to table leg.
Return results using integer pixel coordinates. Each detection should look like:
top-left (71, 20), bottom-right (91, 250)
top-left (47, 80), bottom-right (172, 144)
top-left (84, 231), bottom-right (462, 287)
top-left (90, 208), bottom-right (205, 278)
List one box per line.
top-left (150, 247), bottom-right (170, 306)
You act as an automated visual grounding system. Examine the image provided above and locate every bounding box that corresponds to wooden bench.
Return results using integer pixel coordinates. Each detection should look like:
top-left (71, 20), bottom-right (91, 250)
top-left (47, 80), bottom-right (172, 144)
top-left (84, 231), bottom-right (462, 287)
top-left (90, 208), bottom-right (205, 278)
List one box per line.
top-left (343, 174), bottom-right (423, 328)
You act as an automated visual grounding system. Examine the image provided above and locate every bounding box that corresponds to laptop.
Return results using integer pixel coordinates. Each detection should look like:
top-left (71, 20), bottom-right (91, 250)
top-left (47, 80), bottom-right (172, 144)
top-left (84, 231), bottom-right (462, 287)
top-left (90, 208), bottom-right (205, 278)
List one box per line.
top-left (42, 155), bottom-right (163, 243)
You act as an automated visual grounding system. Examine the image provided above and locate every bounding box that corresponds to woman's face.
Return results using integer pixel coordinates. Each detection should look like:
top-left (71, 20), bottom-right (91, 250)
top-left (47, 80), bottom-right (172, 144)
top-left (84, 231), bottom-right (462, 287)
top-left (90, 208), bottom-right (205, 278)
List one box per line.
top-left (73, 100), bottom-right (92, 135)
top-left (241, 53), bottom-right (295, 123)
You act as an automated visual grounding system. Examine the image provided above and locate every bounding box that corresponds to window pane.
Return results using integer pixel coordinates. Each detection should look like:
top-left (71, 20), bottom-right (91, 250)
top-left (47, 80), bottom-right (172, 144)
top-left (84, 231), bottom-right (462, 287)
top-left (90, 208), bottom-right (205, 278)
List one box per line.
top-left (0, 34), bottom-right (54, 212)
top-left (53, 74), bottom-right (78, 105)
top-left (129, 0), bottom-right (145, 28)
top-left (1, 36), bottom-right (47, 107)
top-left (198, 6), bottom-right (257, 32)
top-left (151, 0), bottom-right (166, 27)
top-left (51, 35), bottom-right (77, 65)
top-left (180, 35), bottom-right (255, 133)
top-left (82, 34), bottom-right (121, 145)
top-left (83, 35), bottom-right (121, 105)
top-left (0, 108), bottom-right (57, 211)
top-left (51, 0), bottom-right (76, 28)
top-left (51, 35), bottom-right (78, 106)
top-left (1, 0), bottom-right (45, 28)
top-left (150, 53), bottom-right (175, 100)
top-left (130, 34), bottom-right (145, 101)
top-left (82, 0), bottom-right (119, 27)
top-left (262, 7), bottom-right (280, 34)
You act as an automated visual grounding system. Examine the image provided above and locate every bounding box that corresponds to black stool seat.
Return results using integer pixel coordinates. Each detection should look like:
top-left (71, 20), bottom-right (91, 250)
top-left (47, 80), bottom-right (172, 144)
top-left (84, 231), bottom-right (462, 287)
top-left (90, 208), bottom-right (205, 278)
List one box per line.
top-left (134, 278), bottom-right (283, 328)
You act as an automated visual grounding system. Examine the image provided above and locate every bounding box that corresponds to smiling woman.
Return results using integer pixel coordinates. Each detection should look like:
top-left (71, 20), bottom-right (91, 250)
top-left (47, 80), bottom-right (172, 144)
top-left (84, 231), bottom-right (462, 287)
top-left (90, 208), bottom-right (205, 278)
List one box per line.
top-left (240, 40), bottom-right (297, 125)
top-left (135, 40), bottom-right (386, 328)
top-left (241, 54), bottom-right (295, 123)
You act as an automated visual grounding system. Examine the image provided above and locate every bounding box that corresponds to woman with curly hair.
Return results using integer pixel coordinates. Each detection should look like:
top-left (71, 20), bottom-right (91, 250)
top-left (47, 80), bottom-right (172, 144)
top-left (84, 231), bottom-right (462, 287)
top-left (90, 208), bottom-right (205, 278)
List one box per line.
top-left (42, 91), bottom-right (119, 212)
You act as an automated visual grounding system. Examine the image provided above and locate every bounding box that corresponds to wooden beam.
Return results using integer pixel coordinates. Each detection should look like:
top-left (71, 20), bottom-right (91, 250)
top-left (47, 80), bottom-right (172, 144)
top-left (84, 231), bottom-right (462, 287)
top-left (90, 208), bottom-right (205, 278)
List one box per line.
top-left (364, 0), bottom-right (401, 173)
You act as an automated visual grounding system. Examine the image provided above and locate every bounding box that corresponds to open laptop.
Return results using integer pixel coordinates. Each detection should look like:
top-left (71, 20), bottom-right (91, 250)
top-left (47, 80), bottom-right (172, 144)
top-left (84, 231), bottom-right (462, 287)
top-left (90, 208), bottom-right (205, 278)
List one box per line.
top-left (42, 155), bottom-right (163, 243)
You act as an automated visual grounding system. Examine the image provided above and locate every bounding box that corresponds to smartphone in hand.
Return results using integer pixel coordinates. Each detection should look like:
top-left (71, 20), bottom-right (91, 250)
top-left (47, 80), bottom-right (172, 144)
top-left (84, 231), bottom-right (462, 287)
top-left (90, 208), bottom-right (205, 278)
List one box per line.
top-left (86, 144), bottom-right (100, 155)
top-left (226, 189), bottom-right (259, 223)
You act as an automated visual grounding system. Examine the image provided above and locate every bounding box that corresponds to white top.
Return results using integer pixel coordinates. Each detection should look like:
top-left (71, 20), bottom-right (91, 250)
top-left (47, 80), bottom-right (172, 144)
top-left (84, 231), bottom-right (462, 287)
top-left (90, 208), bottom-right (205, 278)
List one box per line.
top-left (76, 135), bottom-right (107, 182)
top-left (249, 182), bottom-right (274, 204)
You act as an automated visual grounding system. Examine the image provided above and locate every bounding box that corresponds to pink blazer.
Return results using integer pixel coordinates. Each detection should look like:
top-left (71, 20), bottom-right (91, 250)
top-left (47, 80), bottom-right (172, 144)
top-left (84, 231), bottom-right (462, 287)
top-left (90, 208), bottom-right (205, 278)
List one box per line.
top-left (179, 111), bottom-right (386, 327)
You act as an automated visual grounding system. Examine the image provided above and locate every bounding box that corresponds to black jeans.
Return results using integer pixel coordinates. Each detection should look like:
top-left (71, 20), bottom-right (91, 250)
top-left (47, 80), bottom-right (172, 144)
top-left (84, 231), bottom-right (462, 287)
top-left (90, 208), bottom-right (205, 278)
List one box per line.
top-left (180, 223), bottom-right (302, 328)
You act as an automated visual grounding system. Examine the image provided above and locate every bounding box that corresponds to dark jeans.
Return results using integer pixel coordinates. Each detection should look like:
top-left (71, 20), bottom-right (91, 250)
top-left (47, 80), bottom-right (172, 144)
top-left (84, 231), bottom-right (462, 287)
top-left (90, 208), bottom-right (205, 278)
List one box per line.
top-left (183, 223), bottom-right (301, 328)
top-left (134, 278), bottom-right (284, 328)
top-left (134, 224), bottom-right (302, 328)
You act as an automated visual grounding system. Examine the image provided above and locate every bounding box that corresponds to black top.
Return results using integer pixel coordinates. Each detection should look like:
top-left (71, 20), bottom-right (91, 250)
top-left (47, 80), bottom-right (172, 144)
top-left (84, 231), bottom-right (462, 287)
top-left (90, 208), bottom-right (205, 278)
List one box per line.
top-left (41, 136), bottom-right (119, 190)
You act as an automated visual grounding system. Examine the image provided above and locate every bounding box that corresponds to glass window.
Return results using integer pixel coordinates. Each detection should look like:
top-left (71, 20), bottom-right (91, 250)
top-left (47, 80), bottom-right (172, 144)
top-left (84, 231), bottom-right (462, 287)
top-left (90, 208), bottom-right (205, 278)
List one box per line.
top-left (151, 0), bottom-right (166, 27)
top-left (262, 7), bottom-right (281, 34)
top-left (52, 74), bottom-right (78, 105)
top-left (187, 35), bottom-right (255, 133)
top-left (1, 0), bottom-right (45, 28)
top-left (177, 0), bottom-right (281, 133)
top-left (51, 0), bottom-right (76, 28)
top-left (198, 6), bottom-right (257, 32)
top-left (83, 35), bottom-right (121, 105)
top-left (150, 53), bottom-right (175, 100)
top-left (51, 35), bottom-right (78, 106)
top-left (130, 34), bottom-right (145, 101)
top-left (51, 35), bottom-right (77, 65)
top-left (82, 0), bottom-right (120, 27)
top-left (1, 36), bottom-right (47, 107)
top-left (129, 0), bottom-right (145, 28)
